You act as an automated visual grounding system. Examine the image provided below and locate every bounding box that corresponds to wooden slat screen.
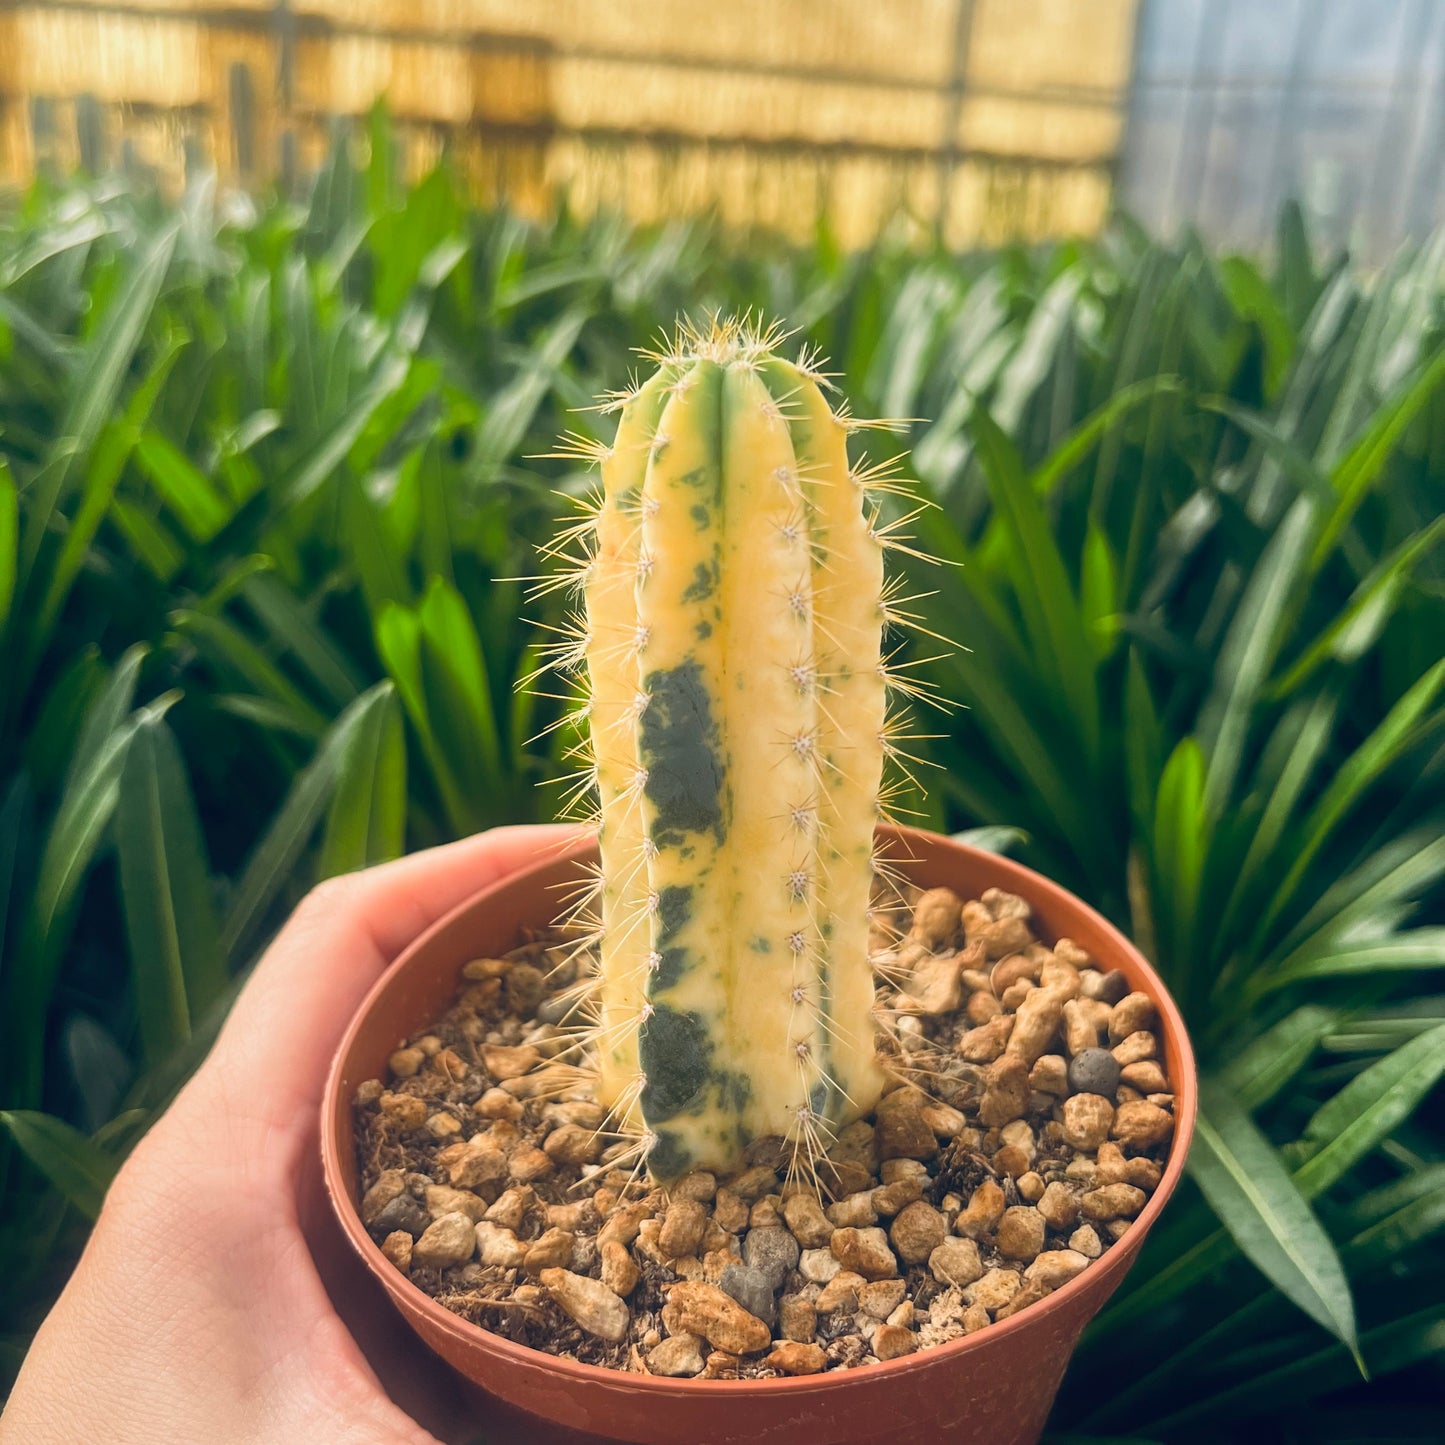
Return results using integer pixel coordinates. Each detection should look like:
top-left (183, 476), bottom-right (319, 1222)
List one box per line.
top-left (0, 0), bottom-right (1140, 245)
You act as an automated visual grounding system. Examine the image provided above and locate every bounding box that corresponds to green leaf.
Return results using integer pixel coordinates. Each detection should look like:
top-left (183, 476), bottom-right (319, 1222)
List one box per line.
top-left (376, 582), bottom-right (502, 835)
top-left (1201, 398), bottom-right (1334, 510)
top-left (1262, 929), bottom-right (1445, 992)
top-left (418, 576), bottom-right (503, 785)
top-left (0, 458), bottom-right (16, 633)
top-left (116, 716), bottom-right (226, 1070)
top-left (135, 430), bottom-right (232, 542)
top-left (0, 777), bottom-right (29, 978)
top-left (63, 1016), bottom-right (132, 1134)
top-left (109, 497), bottom-right (185, 582)
top-left (476, 307), bottom-right (589, 476)
top-left (1291, 1022), bottom-right (1445, 1195)
top-left (345, 481), bottom-right (410, 616)
top-left (951, 826), bottom-right (1029, 856)
top-left (1079, 520), bottom-right (1119, 661)
top-left (1313, 348), bottom-right (1445, 568)
top-left (1145, 1306), bottom-right (1443, 1434)
top-left (0, 1110), bottom-right (116, 1220)
top-left (171, 609), bottom-right (331, 740)
top-left (1271, 518), bottom-right (1445, 696)
top-left (240, 574), bottom-right (364, 710)
top-left (219, 683), bottom-right (397, 961)
top-left (18, 221), bottom-right (178, 588)
top-left (37, 693), bottom-right (175, 943)
top-left (1033, 375), bottom-right (1180, 498)
top-left (6, 692), bottom-right (177, 1107)
top-left (376, 598), bottom-right (464, 827)
top-left (1342, 1165), bottom-right (1445, 1268)
top-left (1200, 497), bottom-right (1315, 817)
top-left (211, 693), bottom-right (320, 739)
top-left (1220, 1005), bottom-right (1336, 1109)
top-left (1260, 661), bottom-right (1445, 939)
top-left (1219, 255), bottom-right (1296, 398)
top-left (319, 682), bottom-right (406, 875)
top-left (1190, 1079), bottom-right (1359, 1356)
top-left (1277, 833), bottom-right (1445, 966)
top-left (37, 328), bottom-right (188, 639)
top-left (968, 404), bottom-right (1100, 766)
top-left (278, 351), bottom-right (412, 511)
top-left (1226, 693), bottom-right (1338, 933)
top-left (65, 645), bottom-right (148, 789)
top-left (54, 220), bottom-right (178, 472)
top-left (1151, 737), bottom-right (1207, 980)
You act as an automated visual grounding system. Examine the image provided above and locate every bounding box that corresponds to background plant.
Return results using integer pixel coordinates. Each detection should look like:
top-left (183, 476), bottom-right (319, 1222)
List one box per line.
top-left (1, 129), bottom-right (1441, 1436)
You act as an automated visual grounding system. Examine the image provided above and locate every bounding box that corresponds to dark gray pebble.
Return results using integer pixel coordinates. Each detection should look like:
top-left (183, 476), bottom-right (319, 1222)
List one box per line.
top-left (1067, 1047), bottom-right (1122, 1098)
top-left (742, 1224), bottom-right (800, 1288)
top-left (1093, 969), bottom-right (1131, 1005)
top-left (369, 1194), bottom-right (431, 1239)
top-left (719, 1263), bottom-right (777, 1327)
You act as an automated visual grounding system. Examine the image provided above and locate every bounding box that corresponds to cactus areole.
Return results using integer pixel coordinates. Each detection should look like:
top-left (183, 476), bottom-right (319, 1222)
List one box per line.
top-left (575, 320), bottom-right (895, 1182)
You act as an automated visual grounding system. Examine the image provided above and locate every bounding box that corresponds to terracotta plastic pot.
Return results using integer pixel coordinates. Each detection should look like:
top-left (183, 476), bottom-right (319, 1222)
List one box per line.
top-left (322, 826), bottom-right (1196, 1445)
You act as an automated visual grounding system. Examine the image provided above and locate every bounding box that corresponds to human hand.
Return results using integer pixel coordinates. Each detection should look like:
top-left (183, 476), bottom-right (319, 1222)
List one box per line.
top-left (3, 825), bottom-right (578, 1445)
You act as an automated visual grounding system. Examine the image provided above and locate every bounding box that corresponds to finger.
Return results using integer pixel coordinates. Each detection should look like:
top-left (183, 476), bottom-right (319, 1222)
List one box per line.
top-left (192, 824), bottom-right (588, 1121)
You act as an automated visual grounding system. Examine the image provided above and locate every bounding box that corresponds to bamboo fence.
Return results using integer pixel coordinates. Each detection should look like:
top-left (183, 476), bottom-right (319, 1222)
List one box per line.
top-left (0, 0), bottom-right (1140, 245)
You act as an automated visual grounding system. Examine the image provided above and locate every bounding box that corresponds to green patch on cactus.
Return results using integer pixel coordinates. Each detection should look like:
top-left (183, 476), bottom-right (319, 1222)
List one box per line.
top-left (640, 661), bottom-right (725, 843)
top-left (646, 1128), bottom-right (691, 1180)
top-left (681, 560), bottom-right (719, 602)
top-left (655, 884), bottom-right (692, 945)
top-left (639, 1004), bottom-right (713, 1117)
top-left (654, 949), bottom-right (688, 990)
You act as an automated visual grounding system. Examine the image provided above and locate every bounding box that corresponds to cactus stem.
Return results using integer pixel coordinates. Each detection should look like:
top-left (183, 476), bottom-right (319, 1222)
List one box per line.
top-left (787, 801), bottom-right (817, 834)
top-left (786, 660), bottom-right (816, 696)
top-left (553, 319), bottom-right (927, 1180)
top-left (586, 1004), bottom-right (647, 1056)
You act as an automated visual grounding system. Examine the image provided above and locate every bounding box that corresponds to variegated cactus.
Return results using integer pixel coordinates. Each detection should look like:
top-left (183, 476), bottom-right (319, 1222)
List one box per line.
top-left (560, 319), bottom-right (917, 1182)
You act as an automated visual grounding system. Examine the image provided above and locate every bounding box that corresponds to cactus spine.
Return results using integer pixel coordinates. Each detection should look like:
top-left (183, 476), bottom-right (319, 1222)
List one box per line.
top-left (579, 320), bottom-right (891, 1181)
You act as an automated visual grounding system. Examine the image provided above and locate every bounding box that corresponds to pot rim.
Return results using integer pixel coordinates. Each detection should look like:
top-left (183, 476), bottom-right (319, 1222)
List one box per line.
top-left (321, 824), bottom-right (1197, 1397)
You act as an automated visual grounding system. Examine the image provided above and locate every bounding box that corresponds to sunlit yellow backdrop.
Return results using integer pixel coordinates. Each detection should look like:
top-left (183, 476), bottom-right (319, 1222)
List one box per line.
top-left (0, 0), bottom-right (1139, 246)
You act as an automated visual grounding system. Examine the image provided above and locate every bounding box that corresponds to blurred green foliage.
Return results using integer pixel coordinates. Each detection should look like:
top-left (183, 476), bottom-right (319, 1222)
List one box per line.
top-left (1, 127), bottom-right (1442, 1434)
